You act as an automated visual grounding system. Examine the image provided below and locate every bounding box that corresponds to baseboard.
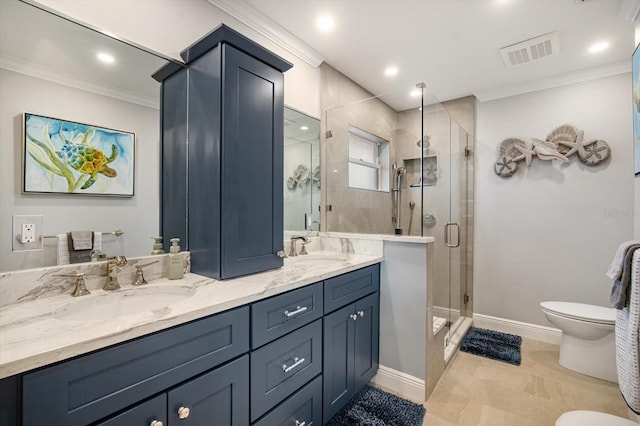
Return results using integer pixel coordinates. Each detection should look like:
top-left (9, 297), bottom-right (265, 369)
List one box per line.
top-left (371, 365), bottom-right (425, 403)
top-left (473, 313), bottom-right (561, 345)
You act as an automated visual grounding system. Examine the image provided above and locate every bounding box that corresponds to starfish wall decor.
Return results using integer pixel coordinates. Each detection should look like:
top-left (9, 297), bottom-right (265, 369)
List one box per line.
top-left (493, 124), bottom-right (611, 178)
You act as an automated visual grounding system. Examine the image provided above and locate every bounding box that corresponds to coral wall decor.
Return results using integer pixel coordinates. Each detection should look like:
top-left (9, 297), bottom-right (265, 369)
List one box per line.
top-left (494, 124), bottom-right (610, 178)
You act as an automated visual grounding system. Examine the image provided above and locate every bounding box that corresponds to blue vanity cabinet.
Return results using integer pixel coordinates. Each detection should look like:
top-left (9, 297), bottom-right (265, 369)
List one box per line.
top-left (157, 24), bottom-right (292, 280)
top-left (22, 307), bottom-right (250, 426)
top-left (322, 265), bottom-right (380, 424)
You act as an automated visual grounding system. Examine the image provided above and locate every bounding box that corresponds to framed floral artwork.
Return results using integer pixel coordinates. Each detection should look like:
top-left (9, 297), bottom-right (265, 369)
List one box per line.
top-left (23, 113), bottom-right (135, 196)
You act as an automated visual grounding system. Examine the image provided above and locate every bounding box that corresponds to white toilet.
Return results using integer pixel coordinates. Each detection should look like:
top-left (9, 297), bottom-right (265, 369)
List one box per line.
top-left (556, 410), bottom-right (638, 426)
top-left (540, 301), bottom-right (617, 382)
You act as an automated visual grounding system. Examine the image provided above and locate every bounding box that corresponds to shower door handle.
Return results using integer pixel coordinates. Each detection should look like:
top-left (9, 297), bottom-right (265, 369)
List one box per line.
top-left (444, 222), bottom-right (460, 248)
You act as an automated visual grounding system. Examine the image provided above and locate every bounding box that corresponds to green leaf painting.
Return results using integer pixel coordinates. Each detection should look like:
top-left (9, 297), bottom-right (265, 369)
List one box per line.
top-left (23, 113), bottom-right (134, 196)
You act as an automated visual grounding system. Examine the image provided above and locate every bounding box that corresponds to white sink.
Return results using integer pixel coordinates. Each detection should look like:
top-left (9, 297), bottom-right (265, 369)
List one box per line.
top-left (287, 253), bottom-right (349, 265)
top-left (53, 285), bottom-right (195, 321)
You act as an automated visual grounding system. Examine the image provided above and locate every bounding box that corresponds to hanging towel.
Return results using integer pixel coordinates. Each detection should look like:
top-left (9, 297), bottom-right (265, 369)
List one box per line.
top-left (56, 234), bottom-right (70, 265)
top-left (616, 249), bottom-right (640, 414)
top-left (67, 231), bottom-right (94, 263)
top-left (93, 231), bottom-right (102, 252)
top-left (607, 240), bottom-right (640, 280)
top-left (611, 245), bottom-right (640, 309)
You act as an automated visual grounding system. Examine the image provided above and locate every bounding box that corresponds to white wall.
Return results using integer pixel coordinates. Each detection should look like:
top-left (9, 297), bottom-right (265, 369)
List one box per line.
top-left (0, 69), bottom-right (159, 272)
top-left (475, 73), bottom-right (634, 326)
top-left (31, 0), bottom-right (320, 117)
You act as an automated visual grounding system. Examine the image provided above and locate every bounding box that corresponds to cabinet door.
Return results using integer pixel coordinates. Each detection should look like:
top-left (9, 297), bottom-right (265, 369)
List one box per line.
top-left (220, 44), bottom-right (284, 279)
top-left (167, 355), bottom-right (249, 425)
top-left (354, 292), bottom-right (380, 392)
top-left (95, 394), bottom-right (166, 426)
top-left (323, 303), bottom-right (355, 422)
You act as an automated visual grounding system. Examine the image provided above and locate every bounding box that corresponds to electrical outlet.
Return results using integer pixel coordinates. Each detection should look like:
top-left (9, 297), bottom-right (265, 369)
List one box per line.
top-left (12, 215), bottom-right (43, 252)
top-left (22, 223), bottom-right (35, 243)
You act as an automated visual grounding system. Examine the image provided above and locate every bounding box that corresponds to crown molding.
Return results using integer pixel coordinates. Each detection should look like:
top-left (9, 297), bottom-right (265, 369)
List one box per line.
top-left (207, 0), bottom-right (325, 68)
top-left (618, 0), bottom-right (640, 22)
top-left (0, 55), bottom-right (159, 110)
top-left (475, 59), bottom-right (631, 102)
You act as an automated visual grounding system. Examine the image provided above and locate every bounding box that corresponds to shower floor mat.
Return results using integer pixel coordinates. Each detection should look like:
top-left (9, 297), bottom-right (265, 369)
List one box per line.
top-left (460, 327), bottom-right (522, 366)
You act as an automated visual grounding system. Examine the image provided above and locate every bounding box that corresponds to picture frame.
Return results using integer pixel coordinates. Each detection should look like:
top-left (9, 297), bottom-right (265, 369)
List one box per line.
top-left (23, 113), bottom-right (135, 196)
top-left (633, 43), bottom-right (640, 175)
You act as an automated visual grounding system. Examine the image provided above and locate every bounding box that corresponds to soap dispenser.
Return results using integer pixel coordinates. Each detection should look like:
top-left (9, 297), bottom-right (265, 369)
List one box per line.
top-left (151, 236), bottom-right (165, 255)
top-left (167, 238), bottom-right (184, 280)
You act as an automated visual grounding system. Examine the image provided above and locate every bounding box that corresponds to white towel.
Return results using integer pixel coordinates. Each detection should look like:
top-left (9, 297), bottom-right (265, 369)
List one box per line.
top-left (56, 234), bottom-right (70, 265)
top-left (607, 240), bottom-right (640, 280)
top-left (616, 249), bottom-right (640, 414)
top-left (93, 232), bottom-right (102, 252)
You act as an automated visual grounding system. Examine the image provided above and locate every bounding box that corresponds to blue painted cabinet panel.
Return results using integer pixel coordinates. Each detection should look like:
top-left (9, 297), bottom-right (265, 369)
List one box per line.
top-left (168, 355), bottom-right (249, 425)
top-left (251, 282), bottom-right (323, 349)
top-left (160, 26), bottom-right (287, 280)
top-left (324, 264), bottom-right (380, 314)
top-left (322, 268), bottom-right (380, 424)
top-left (22, 307), bottom-right (249, 426)
top-left (96, 394), bottom-right (167, 426)
top-left (322, 303), bottom-right (355, 422)
top-left (160, 70), bottom-right (188, 253)
top-left (354, 292), bottom-right (380, 390)
top-left (253, 375), bottom-right (323, 426)
top-left (250, 320), bottom-right (323, 421)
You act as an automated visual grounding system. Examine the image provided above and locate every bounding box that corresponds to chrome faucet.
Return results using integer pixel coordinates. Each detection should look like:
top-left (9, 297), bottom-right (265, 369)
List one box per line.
top-left (104, 256), bottom-right (127, 291)
top-left (288, 236), bottom-right (310, 257)
top-left (132, 260), bottom-right (159, 286)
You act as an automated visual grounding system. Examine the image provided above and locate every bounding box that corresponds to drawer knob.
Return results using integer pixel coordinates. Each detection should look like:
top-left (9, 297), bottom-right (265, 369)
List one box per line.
top-left (284, 305), bottom-right (308, 318)
top-left (178, 406), bottom-right (190, 419)
top-left (282, 356), bottom-right (305, 373)
top-left (295, 421), bottom-right (306, 426)
top-left (150, 421), bottom-right (163, 426)
top-left (358, 310), bottom-right (365, 317)
top-left (350, 314), bottom-right (358, 321)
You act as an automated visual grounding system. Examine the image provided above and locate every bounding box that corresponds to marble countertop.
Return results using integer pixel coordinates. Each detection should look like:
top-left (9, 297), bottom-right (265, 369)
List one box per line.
top-left (0, 251), bottom-right (381, 379)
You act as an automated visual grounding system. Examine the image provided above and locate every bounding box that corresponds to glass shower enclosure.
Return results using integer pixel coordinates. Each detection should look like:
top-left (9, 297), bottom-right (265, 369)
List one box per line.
top-left (323, 85), bottom-right (473, 359)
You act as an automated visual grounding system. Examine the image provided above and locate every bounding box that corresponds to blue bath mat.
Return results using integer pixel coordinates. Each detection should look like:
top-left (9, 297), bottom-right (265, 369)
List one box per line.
top-left (326, 385), bottom-right (426, 426)
top-left (460, 327), bottom-right (522, 366)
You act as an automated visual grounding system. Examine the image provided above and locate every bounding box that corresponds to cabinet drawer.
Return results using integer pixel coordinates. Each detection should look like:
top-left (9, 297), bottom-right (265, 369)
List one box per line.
top-left (253, 375), bottom-right (322, 426)
top-left (250, 319), bottom-right (322, 421)
top-left (252, 282), bottom-right (323, 349)
top-left (324, 264), bottom-right (380, 314)
top-left (96, 394), bottom-right (167, 426)
top-left (23, 306), bottom-right (250, 426)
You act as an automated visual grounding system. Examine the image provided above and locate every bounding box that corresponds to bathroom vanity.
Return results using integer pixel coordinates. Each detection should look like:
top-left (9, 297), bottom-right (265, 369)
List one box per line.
top-left (0, 253), bottom-right (381, 426)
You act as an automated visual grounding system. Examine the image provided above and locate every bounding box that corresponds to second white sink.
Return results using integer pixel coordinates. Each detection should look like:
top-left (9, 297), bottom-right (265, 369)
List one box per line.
top-left (53, 285), bottom-right (195, 321)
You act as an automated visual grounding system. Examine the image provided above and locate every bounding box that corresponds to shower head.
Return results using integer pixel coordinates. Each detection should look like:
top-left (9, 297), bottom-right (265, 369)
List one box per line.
top-left (396, 167), bottom-right (406, 176)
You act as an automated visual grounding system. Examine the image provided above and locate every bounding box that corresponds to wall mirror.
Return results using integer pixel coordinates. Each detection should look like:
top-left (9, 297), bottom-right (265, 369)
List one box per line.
top-left (0, 0), bottom-right (172, 273)
top-left (0, 0), bottom-right (321, 273)
top-left (283, 107), bottom-right (320, 233)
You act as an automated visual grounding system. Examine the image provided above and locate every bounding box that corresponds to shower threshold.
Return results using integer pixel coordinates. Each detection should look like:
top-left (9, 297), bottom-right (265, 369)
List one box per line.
top-left (444, 317), bottom-right (473, 363)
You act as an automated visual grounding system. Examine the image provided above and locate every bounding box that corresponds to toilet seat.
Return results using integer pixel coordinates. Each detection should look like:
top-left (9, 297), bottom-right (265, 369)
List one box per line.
top-left (556, 410), bottom-right (638, 426)
top-left (540, 301), bottom-right (616, 325)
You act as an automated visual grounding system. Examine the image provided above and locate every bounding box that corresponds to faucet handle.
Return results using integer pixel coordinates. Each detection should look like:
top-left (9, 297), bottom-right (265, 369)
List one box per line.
top-left (55, 273), bottom-right (90, 297)
top-left (132, 260), bottom-right (159, 286)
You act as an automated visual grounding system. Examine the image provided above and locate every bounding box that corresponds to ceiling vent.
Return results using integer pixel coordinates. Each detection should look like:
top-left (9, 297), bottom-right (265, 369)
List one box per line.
top-left (499, 32), bottom-right (559, 66)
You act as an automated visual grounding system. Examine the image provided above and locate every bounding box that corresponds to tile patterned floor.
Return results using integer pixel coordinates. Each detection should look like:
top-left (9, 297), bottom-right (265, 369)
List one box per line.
top-left (423, 338), bottom-right (633, 425)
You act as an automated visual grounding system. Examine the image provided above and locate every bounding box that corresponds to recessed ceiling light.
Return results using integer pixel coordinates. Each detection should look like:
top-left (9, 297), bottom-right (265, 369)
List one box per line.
top-left (316, 15), bottom-right (335, 33)
top-left (384, 67), bottom-right (399, 77)
top-left (97, 52), bottom-right (115, 64)
top-left (410, 89), bottom-right (421, 97)
top-left (300, 126), bottom-right (309, 131)
top-left (588, 41), bottom-right (609, 54)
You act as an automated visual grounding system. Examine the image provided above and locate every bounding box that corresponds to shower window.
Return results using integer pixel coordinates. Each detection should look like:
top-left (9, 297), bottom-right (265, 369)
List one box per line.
top-left (348, 125), bottom-right (389, 192)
